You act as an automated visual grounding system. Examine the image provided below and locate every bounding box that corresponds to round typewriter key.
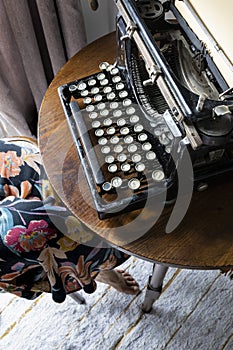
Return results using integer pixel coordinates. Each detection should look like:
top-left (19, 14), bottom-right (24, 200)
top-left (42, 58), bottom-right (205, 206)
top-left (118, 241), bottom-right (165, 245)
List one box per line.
top-left (100, 109), bottom-right (109, 117)
top-left (117, 153), bottom-right (127, 162)
top-left (119, 90), bottom-right (128, 99)
top-left (142, 142), bottom-right (152, 151)
top-left (99, 61), bottom-right (110, 70)
top-left (77, 81), bottom-right (86, 90)
top-left (128, 178), bottom-right (140, 190)
top-left (81, 89), bottom-right (89, 97)
top-left (106, 64), bottom-right (114, 72)
top-left (69, 84), bottom-right (77, 92)
top-left (94, 94), bottom-right (102, 102)
top-left (138, 133), bottom-right (148, 142)
top-left (107, 92), bottom-right (116, 100)
top-left (89, 111), bottom-right (98, 119)
top-left (111, 177), bottom-right (123, 188)
top-left (113, 110), bottom-right (123, 118)
top-left (112, 75), bottom-right (121, 83)
top-left (134, 124), bottom-right (144, 133)
top-left (103, 86), bottom-right (112, 94)
top-left (146, 151), bottom-right (156, 160)
top-left (126, 107), bottom-right (136, 115)
top-left (132, 154), bottom-right (142, 163)
top-left (116, 118), bottom-right (126, 126)
top-left (135, 162), bottom-right (145, 172)
top-left (88, 79), bottom-right (96, 86)
top-left (124, 135), bottom-right (134, 144)
top-left (114, 144), bottom-right (123, 153)
top-left (123, 98), bottom-right (132, 107)
top-left (152, 170), bottom-right (165, 182)
top-left (110, 135), bottom-right (119, 144)
top-left (86, 104), bottom-right (95, 112)
top-left (95, 129), bottom-right (104, 137)
top-left (84, 97), bottom-right (92, 104)
top-left (97, 73), bottom-right (105, 80)
top-left (102, 182), bottom-right (112, 191)
top-left (121, 163), bottom-right (131, 172)
top-left (101, 145), bottom-right (111, 154)
top-left (98, 137), bottom-right (108, 145)
top-left (105, 155), bottom-right (114, 164)
top-left (110, 101), bottom-right (119, 109)
top-left (97, 102), bottom-right (106, 110)
top-left (92, 120), bottom-right (101, 128)
top-left (106, 126), bottom-right (115, 135)
top-left (91, 87), bottom-right (99, 94)
top-left (128, 144), bottom-right (137, 153)
top-left (103, 118), bottom-right (112, 126)
top-left (120, 127), bottom-right (130, 135)
top-left (108, 164), bottom-right (118, 173)
top-left (116, 82), bottom-right (124, 90)
top-left (110, 67), bottom-right (119, 75)
top-left (100, 78), bottom-right (109, 86)
top-left (130, 115), bottom-right (140, 123)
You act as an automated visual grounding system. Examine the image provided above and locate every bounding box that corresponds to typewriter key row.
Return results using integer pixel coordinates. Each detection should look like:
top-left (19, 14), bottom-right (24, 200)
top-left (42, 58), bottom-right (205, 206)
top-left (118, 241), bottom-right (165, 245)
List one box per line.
top-left (67, 62), bottom-right (173, 195)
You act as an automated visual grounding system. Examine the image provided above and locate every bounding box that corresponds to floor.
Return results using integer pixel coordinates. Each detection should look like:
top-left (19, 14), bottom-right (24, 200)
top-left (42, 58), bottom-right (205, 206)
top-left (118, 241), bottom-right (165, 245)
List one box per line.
top-left (0, 257), bottom-right (233, 350)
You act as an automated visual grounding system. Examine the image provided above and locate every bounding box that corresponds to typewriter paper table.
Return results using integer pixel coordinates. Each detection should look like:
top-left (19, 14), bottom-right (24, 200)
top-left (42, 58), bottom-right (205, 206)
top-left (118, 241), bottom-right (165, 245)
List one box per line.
top-left (39, 33), bottom-right (233, 308)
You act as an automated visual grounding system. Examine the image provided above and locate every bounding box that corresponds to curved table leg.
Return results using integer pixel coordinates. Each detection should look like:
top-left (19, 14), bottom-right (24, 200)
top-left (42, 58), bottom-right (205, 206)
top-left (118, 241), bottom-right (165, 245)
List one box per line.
top-left (142, 264), bottom-right (168, 313)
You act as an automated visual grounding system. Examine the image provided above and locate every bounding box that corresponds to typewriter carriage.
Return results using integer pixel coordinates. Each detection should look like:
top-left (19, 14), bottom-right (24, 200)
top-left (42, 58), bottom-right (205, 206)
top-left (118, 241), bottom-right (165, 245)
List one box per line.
top-left (116, 0), bottom-right (233, 175)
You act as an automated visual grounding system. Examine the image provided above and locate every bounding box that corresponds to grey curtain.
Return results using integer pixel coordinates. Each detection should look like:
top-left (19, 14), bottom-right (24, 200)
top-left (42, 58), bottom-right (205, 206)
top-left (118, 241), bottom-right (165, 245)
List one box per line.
top-left (0, 0), bottom-right (86, 138)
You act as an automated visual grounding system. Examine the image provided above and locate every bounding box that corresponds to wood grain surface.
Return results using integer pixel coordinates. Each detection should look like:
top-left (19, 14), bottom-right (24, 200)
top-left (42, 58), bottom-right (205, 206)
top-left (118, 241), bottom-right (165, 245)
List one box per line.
top-left (39, 32), bottom-right (233, 269)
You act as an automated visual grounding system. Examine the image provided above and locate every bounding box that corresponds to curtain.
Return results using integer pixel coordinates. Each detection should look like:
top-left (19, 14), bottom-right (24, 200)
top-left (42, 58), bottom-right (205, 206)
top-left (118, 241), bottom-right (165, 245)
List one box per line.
top-left (0, 0), bottom-right (86, 138)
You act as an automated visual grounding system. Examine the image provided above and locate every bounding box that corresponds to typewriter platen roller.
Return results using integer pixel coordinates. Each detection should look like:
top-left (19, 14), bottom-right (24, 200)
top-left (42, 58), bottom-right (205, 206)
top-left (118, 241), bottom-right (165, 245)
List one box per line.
top-left (59, 0), bottom-right (233, 219)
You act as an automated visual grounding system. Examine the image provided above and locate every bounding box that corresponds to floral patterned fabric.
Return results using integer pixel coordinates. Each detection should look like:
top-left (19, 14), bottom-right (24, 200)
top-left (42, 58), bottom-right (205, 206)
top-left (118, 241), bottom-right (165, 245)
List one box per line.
top-left (0, 138), bottom-right (129, 302)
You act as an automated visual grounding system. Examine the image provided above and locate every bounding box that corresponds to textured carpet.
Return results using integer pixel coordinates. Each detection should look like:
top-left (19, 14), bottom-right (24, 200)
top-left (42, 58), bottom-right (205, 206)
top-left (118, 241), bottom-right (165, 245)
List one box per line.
top-left (0, 257), bottom-right (233, 350)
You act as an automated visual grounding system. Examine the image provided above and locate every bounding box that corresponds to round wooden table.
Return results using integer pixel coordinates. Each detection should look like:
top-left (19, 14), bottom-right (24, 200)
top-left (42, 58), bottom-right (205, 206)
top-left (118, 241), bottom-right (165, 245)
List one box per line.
top-left (39, 33), bottom-right (233, 270)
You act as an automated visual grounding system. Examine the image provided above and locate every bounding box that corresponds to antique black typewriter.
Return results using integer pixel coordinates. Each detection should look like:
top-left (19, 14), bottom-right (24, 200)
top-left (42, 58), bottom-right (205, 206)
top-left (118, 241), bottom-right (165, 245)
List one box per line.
top-left (58, 0), bottom-right (233, 219)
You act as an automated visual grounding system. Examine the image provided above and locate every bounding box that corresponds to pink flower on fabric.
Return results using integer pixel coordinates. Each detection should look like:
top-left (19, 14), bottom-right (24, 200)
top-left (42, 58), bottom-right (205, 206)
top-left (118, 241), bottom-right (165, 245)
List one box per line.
top-left (5, 220), bottom-right (57, 253)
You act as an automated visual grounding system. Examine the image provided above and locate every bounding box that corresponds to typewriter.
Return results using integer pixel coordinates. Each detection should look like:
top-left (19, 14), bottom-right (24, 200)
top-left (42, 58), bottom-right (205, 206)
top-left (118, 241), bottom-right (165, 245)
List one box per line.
top-left (58, 0), bottom-right (233, 219)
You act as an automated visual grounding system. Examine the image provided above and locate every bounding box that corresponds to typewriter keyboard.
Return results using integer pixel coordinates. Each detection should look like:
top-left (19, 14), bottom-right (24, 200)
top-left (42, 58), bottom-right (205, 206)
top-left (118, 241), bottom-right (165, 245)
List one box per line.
top-left (59, 62), bottom-right (178, 218)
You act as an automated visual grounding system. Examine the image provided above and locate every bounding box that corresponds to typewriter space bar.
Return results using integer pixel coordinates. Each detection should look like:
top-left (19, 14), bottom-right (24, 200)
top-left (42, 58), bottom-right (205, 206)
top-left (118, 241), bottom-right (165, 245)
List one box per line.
top-left (69, 101), bottom-right (105, 185)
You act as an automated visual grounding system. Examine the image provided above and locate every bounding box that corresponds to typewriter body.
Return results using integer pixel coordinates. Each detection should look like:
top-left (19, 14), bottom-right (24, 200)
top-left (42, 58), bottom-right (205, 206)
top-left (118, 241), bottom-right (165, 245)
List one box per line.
top-left (58, 0), bottom-right (233, 219)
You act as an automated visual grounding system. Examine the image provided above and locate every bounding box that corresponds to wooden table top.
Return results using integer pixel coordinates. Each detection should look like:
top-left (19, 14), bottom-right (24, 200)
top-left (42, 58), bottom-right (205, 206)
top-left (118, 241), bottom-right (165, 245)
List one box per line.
top-left (39, 32), bottom-right (233, 270)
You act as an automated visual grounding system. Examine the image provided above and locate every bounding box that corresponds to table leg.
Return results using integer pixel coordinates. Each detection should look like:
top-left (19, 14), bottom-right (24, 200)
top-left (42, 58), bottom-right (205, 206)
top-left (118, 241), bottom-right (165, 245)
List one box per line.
top-left (69, 292), bottom-right (86, 304)
top-left (142, 264), bottom-right (168, 313)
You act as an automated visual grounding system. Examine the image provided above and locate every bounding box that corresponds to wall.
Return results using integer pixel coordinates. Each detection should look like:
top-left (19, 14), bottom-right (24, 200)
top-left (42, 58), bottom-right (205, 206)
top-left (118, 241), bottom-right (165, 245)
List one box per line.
top-left (80, 0), bottom-right (117, 44)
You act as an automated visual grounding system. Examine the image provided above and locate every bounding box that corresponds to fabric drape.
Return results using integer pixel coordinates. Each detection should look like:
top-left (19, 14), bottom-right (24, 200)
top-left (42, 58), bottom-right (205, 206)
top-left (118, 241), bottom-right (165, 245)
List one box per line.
top-left (0, 0), bottom-right (86, 138)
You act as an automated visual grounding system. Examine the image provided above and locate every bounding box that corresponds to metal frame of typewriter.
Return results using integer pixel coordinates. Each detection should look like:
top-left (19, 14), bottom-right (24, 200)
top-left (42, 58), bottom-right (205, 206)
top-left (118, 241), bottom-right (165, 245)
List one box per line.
top-left (115, 0), bottom-right (233, 179)
top-left (58, 0), bottom-right (233, 219)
